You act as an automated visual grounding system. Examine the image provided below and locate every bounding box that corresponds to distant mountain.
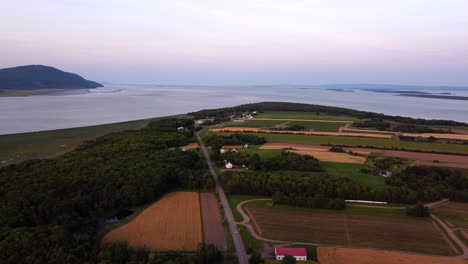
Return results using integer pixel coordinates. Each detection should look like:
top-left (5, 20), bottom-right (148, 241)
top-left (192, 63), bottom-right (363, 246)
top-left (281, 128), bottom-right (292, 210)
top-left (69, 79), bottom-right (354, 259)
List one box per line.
top-left (0, 65), bottom-right (103, 90)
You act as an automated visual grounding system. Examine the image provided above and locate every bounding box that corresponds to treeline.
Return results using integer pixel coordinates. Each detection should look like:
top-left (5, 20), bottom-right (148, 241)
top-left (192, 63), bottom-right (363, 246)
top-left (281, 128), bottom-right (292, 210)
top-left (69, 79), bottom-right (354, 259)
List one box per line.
top-left (0, 119), bottom-right (213, 264)
top-left (188, 102), bottom-right (468, 127)
top-left (96, 242), bottom-right (224, 264)
top-left (221, 171), bottom-right (419, 209)
top-left (387, 166), bottom-right (468, 202)
top-left (218, 151), bottom-right (323, 172)
top-left (204, 133), bottom-right (266, 149)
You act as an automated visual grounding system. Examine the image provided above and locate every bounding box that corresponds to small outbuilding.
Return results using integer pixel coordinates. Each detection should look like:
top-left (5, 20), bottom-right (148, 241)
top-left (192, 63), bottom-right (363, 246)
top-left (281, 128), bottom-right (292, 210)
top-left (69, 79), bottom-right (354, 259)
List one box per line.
top-left (225, 162), bottom-right (233, 169)
top-left (275, 248), bottom-right (307, 261)
top-left (379, 171), bottom-right (393, 178)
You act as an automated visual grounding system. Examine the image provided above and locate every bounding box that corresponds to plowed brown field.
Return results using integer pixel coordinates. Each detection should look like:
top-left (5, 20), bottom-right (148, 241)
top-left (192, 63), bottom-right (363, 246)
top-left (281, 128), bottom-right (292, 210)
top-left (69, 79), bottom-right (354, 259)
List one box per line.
top-left (209, 127), bottom-right (392, 139)
top-left (247, 207), bottom-right (455, 255)
top-left (433, 202), bottom-right (468, 219)
top-left (317, 247), bottom-right (468, 264)
top-left (200, 193), bottom-right (227, 250)
top-left (102, 192), bottom-right (202, 251)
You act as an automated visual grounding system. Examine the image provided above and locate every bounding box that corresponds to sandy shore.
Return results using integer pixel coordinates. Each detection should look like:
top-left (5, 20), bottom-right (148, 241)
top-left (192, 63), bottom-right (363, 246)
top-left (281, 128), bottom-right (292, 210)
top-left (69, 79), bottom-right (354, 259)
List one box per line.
top-left (0, 89), bottom-right (72, 97)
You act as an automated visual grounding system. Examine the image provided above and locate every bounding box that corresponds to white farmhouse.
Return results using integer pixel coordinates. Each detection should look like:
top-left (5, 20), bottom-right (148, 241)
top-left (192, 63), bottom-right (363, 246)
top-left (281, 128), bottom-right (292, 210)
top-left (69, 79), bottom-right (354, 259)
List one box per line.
top-left (225, 162), bottom-right (233, 169)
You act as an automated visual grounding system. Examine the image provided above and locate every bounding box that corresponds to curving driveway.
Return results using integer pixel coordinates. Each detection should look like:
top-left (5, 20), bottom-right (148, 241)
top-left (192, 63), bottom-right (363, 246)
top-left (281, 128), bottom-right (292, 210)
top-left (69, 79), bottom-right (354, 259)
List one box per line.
top-left (236, 198), bottom-right (468, 259)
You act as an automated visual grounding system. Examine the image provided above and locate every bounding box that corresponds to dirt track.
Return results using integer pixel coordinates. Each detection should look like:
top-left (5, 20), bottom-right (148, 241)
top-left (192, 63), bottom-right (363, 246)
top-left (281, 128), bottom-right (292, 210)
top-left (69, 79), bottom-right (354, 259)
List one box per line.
top-left (200, 193), bottom-right (227, 250)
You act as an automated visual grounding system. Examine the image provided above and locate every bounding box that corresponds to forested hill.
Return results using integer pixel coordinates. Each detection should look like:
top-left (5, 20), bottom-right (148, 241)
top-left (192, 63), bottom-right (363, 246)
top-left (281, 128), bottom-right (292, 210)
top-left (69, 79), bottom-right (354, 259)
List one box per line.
top-left (0, 65), bottom-right (103, 90)
top-left (189, 102), bottom-right (468, 127)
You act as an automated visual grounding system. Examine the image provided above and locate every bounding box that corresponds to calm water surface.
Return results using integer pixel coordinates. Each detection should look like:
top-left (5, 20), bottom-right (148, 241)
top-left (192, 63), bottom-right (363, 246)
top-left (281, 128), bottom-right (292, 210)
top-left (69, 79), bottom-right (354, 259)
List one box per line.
top-left (1, 85), bottom-right (467, 135)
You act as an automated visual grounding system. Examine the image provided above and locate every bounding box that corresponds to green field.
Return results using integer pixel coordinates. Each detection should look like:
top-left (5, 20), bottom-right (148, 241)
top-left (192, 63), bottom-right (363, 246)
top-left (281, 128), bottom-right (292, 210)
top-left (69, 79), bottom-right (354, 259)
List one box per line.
top-left (256, 111), bottom-right (360, 121)
top-left (0, 115), bottom-right (185, 165)
top-left (238, 225), bottom-right (260, 251)
top-left (287, 121), bottom-right (344, 132)
top-left (228, 194), bottom-right (415, 220)
top-left (320, 162), bottom-right (387, 188)
top-left (222, 120), bottom-right (285, 128)
top-left (227, 133), bottom-right (468, 154)
top-left (243, 144), bottom-right (282, 159)
top-left (244, 199), bottom-right (419, 219)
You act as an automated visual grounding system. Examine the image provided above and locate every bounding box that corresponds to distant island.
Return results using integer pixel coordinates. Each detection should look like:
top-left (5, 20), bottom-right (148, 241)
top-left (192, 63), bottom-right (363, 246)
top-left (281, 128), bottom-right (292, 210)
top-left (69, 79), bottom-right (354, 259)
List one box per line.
top-left (0, 65), bottom-right (102, 95)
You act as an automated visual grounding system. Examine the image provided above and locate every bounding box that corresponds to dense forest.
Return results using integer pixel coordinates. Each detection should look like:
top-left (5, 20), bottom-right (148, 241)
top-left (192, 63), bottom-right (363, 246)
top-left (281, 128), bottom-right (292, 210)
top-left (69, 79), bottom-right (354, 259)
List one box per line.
top-left (0, 118), bottom-right (214, 264)
top-left (189, 102), bottom-right (468, 127)
top-left (387, 166), bottom-right (468, 202)
top-left (96, 242), bottom-right (223, 264)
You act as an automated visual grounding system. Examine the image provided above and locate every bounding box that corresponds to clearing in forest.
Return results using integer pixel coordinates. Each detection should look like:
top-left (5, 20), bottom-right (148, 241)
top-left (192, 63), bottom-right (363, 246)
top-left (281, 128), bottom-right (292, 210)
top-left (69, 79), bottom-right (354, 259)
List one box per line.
top-left (102, 192), bottom-right (202, 251)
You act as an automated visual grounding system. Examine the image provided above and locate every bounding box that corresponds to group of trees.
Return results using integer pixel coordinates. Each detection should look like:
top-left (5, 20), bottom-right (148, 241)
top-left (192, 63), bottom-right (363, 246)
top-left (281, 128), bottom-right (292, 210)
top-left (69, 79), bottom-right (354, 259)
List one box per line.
top-left (0, 118), bottom-right (214, 264)
top-left (205, 133), bottom-right (266, 149)
top-left (218, 151), bottom-right (323, 172)
top-left (96, 242), bottom-right (222, 264)
top-left (406, 203), bottom-right (430, 217)
top-left (221, 170), bottom-right (420, 209)
top-left (386, 166), bottom-right (468, 202)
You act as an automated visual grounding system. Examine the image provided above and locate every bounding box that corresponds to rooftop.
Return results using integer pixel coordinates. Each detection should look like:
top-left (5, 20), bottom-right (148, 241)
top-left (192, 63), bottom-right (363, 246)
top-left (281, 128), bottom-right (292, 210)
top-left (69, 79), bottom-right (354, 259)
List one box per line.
top-left (275, 247), bottom-right (307, 256)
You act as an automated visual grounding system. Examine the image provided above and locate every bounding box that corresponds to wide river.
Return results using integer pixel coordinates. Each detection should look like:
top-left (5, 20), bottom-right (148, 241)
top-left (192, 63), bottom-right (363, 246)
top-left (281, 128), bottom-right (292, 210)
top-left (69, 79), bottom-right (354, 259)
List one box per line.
top-left (1, 85), bottom-right (468, 135)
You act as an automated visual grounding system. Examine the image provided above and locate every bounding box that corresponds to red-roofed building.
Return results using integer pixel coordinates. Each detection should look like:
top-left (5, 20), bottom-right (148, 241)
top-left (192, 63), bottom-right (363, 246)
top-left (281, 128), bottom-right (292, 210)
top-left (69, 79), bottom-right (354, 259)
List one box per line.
top-left (275, 247), bottom-right (307, 261)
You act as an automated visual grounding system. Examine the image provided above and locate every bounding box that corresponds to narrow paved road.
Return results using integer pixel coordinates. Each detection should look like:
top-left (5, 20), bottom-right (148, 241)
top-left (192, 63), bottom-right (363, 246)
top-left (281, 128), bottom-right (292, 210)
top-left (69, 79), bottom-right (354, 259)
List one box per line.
top-left (196, 132), bottom-right (248, 264)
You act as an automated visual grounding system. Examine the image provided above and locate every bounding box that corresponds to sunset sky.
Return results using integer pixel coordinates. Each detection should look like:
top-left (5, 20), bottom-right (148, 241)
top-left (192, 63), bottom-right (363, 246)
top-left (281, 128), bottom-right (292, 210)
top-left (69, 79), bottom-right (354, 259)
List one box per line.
top-left (1, 0), bottom-right (467, 85)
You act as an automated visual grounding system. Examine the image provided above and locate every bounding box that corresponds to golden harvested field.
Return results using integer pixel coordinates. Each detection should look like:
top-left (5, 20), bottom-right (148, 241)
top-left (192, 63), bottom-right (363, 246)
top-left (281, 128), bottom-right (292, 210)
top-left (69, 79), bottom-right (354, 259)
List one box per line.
top-left (404, 133), bottom-right (468, 141)
top-left (258, 143), bottom-right (366, 164)
top-left (102, 192), bottom-right (202, 251)
top-left (209, 127), bottom-right (392, 139)
top-left (343, 128), bottom-right (397, 134)
top-left (317, 247), bottom-right (468, 264)
top-left (252, 118), bottom-right (352, 123)
top-left (181, 143), bottom-right (199, 149)
top-left (247, 207), bottom-right (455, 255)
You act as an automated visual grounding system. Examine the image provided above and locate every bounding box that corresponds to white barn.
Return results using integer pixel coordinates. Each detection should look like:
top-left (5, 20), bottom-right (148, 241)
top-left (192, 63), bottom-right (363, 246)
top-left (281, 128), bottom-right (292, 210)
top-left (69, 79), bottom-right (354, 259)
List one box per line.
top-left (275, 248), bottom-right (307, 261)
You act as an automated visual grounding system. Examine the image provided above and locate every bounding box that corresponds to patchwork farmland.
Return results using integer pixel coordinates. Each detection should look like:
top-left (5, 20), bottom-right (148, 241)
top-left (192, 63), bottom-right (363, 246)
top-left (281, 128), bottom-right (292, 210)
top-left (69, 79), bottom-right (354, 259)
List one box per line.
top-left (258, 143), bottom-right (366, 164)
top-left (102, 192), bottom-right (202, 251)
top-left (245, 207), bottom-right (456, 255)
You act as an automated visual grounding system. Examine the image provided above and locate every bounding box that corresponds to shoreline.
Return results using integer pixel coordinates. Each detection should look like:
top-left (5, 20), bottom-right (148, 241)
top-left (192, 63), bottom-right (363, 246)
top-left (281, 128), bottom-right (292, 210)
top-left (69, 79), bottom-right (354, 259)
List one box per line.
top-left (0, 88), bottom-right (74, 97)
